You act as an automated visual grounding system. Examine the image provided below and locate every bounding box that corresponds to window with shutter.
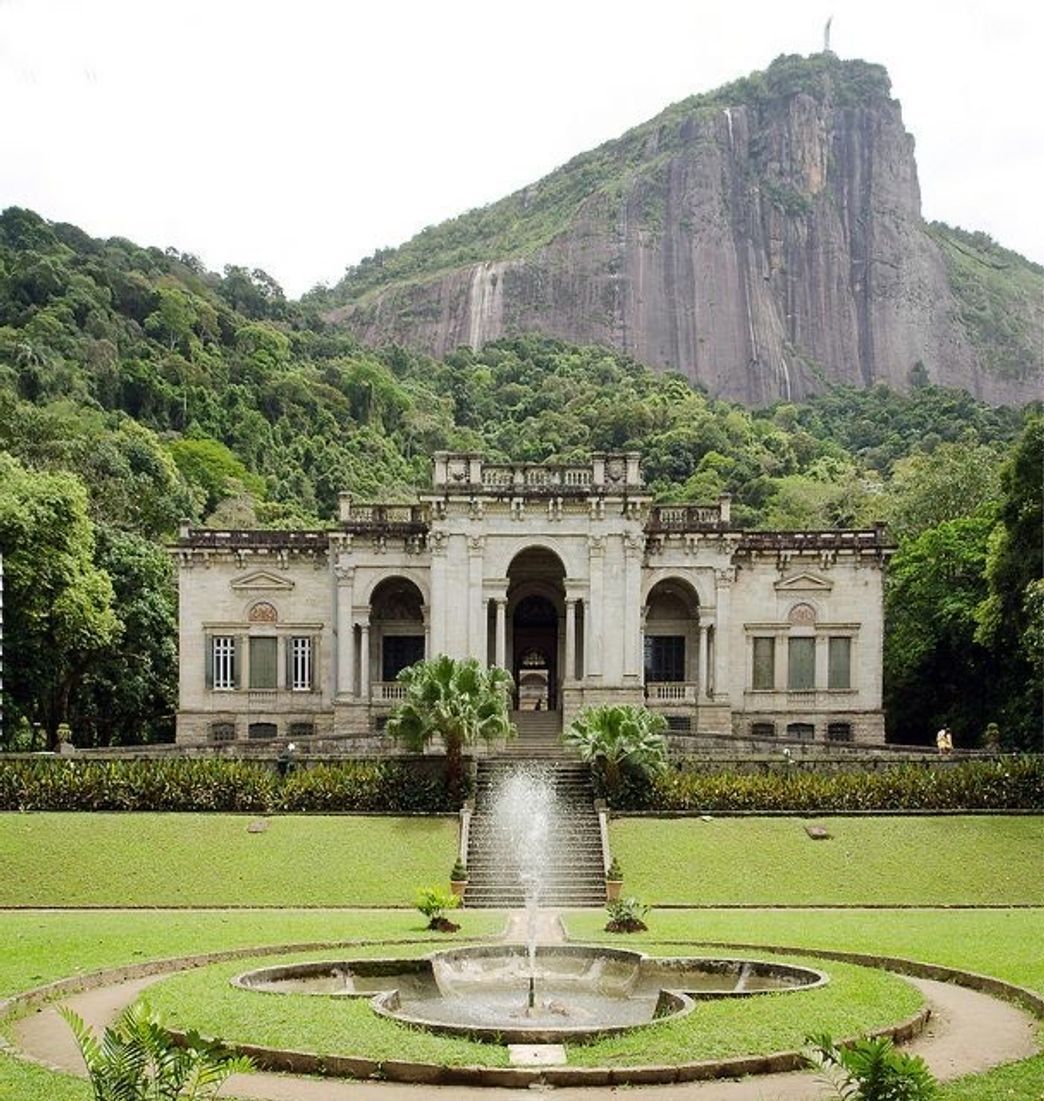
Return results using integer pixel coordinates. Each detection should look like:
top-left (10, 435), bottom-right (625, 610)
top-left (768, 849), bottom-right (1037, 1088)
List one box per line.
top-left (752, 637), bottom-right (775, 689)
top-left (788, 637), bottom-right (815, 690)
top-left (828, 637), bottom-right (852, 689)
top-left (249, 637), bottom-right (278, 689)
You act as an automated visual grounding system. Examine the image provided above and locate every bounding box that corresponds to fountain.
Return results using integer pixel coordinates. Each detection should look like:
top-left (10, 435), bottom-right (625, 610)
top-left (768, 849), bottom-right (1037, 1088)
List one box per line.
top-left (232, 766), bottom-right (828, 1043)
top-left (487, 766), bottom-right (555, 1013)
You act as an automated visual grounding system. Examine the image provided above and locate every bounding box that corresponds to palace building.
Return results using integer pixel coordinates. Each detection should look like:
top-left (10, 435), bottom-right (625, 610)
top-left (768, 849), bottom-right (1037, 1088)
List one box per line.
top-left (174, 452), bottom-right (891, 748)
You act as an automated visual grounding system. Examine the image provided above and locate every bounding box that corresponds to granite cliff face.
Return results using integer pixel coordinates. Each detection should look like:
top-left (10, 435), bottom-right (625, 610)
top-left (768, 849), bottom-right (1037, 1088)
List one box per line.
top-left (328, 56), bottom-right (1041, 406)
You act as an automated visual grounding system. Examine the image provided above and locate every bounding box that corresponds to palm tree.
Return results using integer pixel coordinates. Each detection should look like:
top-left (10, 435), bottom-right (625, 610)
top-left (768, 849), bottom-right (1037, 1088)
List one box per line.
top-left (386, 654), bottom-right (515, 800)
top-left (564, 704), bottom-right (668, 797)
top-left (60, 1000), bottom-right (252, 1100)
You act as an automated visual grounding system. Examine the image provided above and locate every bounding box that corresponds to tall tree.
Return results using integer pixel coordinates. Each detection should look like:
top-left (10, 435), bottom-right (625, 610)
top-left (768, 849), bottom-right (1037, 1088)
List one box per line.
top-left (884, 511), bottom-right (1000, 746)
top-left (0, 454), bottom-right (119, 746)
top-left (975, 415), bottom-right (1044, 747)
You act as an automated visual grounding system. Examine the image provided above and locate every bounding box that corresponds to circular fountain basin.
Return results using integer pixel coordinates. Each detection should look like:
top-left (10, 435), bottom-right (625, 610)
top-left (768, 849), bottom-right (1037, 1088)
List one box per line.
top-left (234, 946), bottom-right (827, 1044)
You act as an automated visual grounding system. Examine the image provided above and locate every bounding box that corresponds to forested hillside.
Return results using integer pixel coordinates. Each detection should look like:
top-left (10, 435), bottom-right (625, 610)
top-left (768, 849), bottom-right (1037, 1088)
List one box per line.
top-left (0, 207), bottom-right (1039, 750)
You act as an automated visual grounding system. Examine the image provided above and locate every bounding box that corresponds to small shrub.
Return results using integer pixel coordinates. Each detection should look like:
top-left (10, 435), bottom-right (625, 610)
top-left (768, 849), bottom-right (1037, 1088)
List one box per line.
top-left (605, 896), bottom-right (649, 933)
top-left (606, 856), bottom-right (622, 880)
top-left (805, 1032), bottom-right (936, 1100)
top-left (449, 858), bottom-right (468, 882)
top-left (415, 885), bottom-right (461, 932)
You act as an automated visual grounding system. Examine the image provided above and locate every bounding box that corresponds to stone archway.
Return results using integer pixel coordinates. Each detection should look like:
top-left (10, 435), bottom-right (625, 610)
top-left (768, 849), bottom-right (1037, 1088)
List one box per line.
top-left (369, 576), bottom-right (425, 690)
top-left (506, 548), bottom-right (566, 712)
top-left (644, 577), bottom-right (701, 689)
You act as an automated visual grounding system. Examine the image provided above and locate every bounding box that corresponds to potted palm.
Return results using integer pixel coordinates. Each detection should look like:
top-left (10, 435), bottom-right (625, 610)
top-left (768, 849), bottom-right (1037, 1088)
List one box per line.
top-left (605, 856), bottom-right (623, 901)
top-left (450, 858), bottom-right (469, 898)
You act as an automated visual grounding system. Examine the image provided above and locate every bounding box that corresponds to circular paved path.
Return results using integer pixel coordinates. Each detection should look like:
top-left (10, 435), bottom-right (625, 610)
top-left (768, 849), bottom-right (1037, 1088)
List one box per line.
top-left (11, 963), bottom-right (1038, 1099)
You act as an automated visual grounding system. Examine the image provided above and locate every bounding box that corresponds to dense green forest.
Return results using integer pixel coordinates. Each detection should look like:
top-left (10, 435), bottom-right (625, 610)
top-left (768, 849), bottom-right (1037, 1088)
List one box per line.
top-left (0, 207), bottom-right (1039, 750)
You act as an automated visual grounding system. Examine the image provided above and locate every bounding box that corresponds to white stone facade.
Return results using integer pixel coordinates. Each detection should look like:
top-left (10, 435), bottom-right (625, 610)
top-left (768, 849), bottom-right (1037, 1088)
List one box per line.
top-left (175, 453), bottom-right (891, 748)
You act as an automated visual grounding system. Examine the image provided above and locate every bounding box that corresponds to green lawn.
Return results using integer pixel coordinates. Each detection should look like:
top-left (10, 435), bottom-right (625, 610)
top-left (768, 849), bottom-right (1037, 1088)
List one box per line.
top-left (0, 814), bottom-right (1041, 1098)
top-left (0, 909), bottom-right (505, 998)
top-left (608, 815), bottom-right (1044, 905)
top-left (0, 813), bottom-right (459, 906)
top-left (141, 948), bottom-right (921, 1069)
top-left (563, 908), bottom-right (1044, 994)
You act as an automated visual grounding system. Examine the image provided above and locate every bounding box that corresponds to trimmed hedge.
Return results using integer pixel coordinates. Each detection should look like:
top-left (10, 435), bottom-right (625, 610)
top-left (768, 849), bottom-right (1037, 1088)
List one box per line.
top-left (613, 758), bottom-right (1044, 812)
top-left (0, 758), bottom-right (456, 813)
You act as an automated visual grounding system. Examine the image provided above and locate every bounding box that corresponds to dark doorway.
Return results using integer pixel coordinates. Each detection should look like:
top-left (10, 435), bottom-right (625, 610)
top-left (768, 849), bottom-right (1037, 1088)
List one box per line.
top-left (513, 595), bottom-right (558, 710)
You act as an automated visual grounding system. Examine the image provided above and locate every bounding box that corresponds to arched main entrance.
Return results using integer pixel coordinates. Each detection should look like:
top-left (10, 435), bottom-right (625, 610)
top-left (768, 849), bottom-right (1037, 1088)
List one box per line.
top-left (507, 548), bottom-right (565, 712)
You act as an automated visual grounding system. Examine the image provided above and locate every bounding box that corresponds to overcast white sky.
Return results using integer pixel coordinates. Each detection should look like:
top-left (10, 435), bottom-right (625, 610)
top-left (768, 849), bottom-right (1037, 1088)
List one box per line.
top-left (1, 0), bottom-right (1041, 296)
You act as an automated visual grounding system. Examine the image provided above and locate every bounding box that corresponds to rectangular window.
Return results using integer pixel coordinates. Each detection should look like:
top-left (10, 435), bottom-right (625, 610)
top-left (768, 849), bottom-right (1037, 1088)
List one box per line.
top-left (752, 637), bottom-right (775, 689)
top-left (291, 636), bottom-right (313, 691)
top-left (644, 636), bottom-right (685, 682)
top-left (382, 635), bottom-right (425, 681)
top-left (788, 637), bottom-right (816, 690)
top-left (828, 636), bottom-right (852, 690)
top-left (249, 637), bottom-right (278, 689)
top-left (212, 636), bottom-right (236, 690)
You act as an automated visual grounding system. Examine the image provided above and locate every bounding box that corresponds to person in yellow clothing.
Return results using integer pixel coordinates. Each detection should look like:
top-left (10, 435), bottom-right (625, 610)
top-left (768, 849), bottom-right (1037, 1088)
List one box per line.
top-left (936, 727), bottom-right (953, 754)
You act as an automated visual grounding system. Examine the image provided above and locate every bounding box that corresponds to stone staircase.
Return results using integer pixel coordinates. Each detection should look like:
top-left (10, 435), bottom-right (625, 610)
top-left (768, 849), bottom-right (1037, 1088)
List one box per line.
top-left (464, 759), bottom-right (607, 908)
top-left (499, 709), bottom-right (571, 758)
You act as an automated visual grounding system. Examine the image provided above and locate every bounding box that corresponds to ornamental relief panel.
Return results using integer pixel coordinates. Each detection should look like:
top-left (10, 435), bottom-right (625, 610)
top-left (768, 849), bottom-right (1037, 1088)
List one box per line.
top-left (248, 601), bottom-right (279, 623)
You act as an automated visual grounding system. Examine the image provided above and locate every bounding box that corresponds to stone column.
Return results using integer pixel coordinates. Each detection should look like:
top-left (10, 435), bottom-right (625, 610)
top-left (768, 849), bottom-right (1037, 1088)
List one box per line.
top-left (335, 562), bottom-right (354, 698)
top-left (495, 598), bottom-right (507, 669)
top-left (639, 604), bottom-right (649, 686)
top-left (713, 568), bottom-right (734, 701)
top-left (359, 619), bottom-right (371, 699)
top-left (468, 536), bottom-right (485, 661)
top-left (586, 537), bottom-right (605, 677)
top-left (622, 533), bottom-right (644, 681)
top-left (565, 598), bottom-right (577, 682)
top-left (422, 605), bottom-right (431, 658)
top-left (697, 623), bottom-right (709, 699)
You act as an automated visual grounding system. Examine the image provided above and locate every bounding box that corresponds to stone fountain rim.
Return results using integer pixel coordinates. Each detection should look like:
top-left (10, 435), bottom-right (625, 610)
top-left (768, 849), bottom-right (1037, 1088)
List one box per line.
top-left (232, 945), bottom-right (829, 998)
top-left (230, 945), bottom-right (829, 1041)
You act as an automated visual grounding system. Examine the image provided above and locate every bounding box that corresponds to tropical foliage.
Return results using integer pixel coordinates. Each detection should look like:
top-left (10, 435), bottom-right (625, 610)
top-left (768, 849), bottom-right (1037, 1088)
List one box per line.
top-left (61, 1000), bottom-right (251, 1101)
top-left (386, 655), bottom-right (514, 799)
top-left (609, 757), bottom-right (1044, 813)
top-left (564, 705), bottom-right (669, 796)
top-left (0, 758), bottom-right (457, 812)
top-left (805, 1032), bottom-right (936, 1100)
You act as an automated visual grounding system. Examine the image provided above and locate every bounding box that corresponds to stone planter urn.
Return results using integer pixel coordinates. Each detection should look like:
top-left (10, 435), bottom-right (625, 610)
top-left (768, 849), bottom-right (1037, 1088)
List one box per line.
top-left (450, 878), bottom-right (467, 898)
top-left (605, 857), bottom-right (623, 901)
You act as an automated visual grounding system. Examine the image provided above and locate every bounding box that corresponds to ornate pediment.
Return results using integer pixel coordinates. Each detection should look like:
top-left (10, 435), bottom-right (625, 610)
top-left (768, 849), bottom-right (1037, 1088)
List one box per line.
top-left (774, 572), bottom-right (833, 593)
top-left (230, 571), bottom-right (295, 592)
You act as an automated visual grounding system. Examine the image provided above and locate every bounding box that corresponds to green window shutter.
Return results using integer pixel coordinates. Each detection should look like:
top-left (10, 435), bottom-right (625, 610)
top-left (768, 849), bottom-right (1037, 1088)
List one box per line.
top-left (752, 637), bottom-right (775, 689)
top-left (787, 637), bottom-right (815, 690)
top-left (285, 637), bottom-right (294, 690)
top-left (204, 633), bottom-right (213, 689)
top-left (828, 637), bottom-right (851, 689)
top-left (233, 636), bottom-right (243, 689)
top-left (250, 637), bottom-right (278, 689)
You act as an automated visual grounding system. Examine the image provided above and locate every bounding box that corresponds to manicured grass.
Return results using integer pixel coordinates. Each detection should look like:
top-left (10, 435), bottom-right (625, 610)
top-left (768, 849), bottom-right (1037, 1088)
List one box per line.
top-left (563, 908), bottom-right (1044, 993)
top-left (0, 908), bottom-right (504, 997)
top-left (608, 815), bottom-right (1044, 905)
top-left (0, 813), bottom-right (460, 906)
top-left (141, 947), bottom-right (922, 1069)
